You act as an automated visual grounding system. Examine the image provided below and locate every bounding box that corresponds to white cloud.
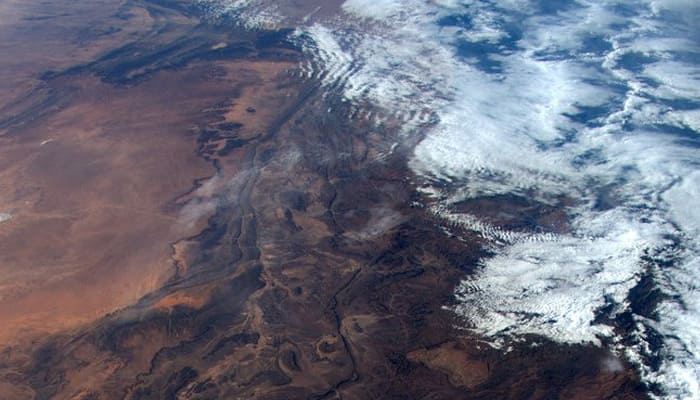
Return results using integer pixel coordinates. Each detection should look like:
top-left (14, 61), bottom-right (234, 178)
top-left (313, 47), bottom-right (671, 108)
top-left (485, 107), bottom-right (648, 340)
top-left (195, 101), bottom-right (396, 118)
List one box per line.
top-left (0, 212), bottom-right (11, 223)
top-left (196, 0), bottom-right (700, 396)
top-left (194, 0), bottom-right (282, 28)
top-left (341, 0), bottom-right (405, 20)
top-left (300, 0), bottom-right (700, 397)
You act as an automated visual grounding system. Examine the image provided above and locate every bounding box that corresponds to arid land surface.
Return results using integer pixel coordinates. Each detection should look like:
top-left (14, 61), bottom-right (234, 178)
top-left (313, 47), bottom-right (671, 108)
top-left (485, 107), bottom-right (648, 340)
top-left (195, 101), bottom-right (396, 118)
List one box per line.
top-left (0, 1), bottom-right (649, 399)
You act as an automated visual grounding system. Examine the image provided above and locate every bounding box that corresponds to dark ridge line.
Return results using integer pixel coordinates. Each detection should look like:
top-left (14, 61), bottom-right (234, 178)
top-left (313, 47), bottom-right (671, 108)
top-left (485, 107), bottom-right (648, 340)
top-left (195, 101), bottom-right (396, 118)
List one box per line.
top-left (136, 0), bottom-right (202, 18)
top-left (312, 268), bottom-right (362, 400)
top-left (118, 28), bottom-right (317, 321)
top-left (311, 216), bottom-right (479, 398)
top-left (15, 25), bottom-right (310, 386)
top-left (0, 86), bottom-right (68, 133)
top-left (16, 6), bottom-right (303, 138)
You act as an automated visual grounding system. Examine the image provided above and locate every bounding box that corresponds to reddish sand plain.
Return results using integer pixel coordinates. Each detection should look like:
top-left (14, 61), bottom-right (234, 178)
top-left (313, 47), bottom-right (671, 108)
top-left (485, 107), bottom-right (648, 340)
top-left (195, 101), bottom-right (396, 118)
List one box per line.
top-left (0, 0), bottom-right (293, 346)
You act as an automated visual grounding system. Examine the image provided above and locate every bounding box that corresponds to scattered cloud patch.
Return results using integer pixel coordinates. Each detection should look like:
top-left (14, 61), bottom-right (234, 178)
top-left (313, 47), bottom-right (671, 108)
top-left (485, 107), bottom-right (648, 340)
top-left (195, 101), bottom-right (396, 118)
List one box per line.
top-left (0, 212), bottom-right (12, 224)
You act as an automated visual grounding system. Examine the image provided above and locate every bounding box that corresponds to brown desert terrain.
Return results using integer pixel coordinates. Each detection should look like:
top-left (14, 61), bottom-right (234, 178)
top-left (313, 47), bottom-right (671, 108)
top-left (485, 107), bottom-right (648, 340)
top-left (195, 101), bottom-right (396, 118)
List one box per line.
top-left (0, 1), bottom-right (650, 399)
